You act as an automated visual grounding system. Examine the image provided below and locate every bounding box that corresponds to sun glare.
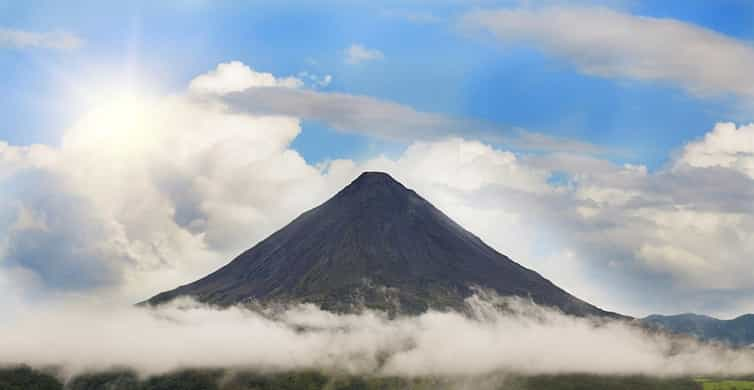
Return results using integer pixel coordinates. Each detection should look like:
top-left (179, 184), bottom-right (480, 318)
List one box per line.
top-left (64, 80), bottom-right (163, 154)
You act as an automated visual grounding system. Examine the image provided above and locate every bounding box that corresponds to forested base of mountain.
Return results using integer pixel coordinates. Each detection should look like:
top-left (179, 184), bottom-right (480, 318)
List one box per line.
top-left (0, 365), bottom-right (707, 390)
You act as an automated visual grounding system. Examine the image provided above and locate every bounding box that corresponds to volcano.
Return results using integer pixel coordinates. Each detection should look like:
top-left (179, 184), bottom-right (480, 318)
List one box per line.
top-left (146, 172), bottom-right (620, 317)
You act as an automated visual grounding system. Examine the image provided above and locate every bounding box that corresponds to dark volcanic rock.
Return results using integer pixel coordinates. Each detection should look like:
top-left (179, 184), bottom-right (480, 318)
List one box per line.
top-left (145, 172), bottom-right (621, 317)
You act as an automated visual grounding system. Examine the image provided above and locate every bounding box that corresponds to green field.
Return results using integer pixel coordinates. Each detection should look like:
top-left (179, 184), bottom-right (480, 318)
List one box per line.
top-left (697, 379), bottom-right (754, 390)
top-left (0, 366), bottom-right (712, 390)
top-left (9, 366), bottom-right (754, 390)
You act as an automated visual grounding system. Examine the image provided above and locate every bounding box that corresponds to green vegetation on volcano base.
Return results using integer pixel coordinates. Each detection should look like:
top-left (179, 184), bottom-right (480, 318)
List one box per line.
top-left (0, 366), bottom-right (710, 390)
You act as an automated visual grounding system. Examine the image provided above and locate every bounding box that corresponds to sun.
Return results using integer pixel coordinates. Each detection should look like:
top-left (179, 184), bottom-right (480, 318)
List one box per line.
top-left (51, 59), bottom-right (170, 146)
top-left (62, 79), bottom-right (164, 155)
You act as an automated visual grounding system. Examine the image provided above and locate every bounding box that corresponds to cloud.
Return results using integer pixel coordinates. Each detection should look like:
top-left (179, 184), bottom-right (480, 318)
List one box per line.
top-left (344, 43), bottom-right (385, 64)
top-left (189, 60), bottom-right (303, 94)
top-left (676, 122), bottom-right (754, 177)
top-left (222, 87), bottom-right (453, 141)
top-left (191, 63), bottom-right (609, 155)
top-left (496, 128), bottom-right (612, 155)
top-left (0, 28), bottom-right (83, 50)
top-left (3, 171), bottom-right (128, 292)
top-left (0, 75), bottom-right (342, 304)
top-left (381, 9), bottom-right (442, 24)
top-left (365, 138), bottom-right (551, 194)
top-left (462, 6), bottom-right (754, 97)
top-left (211, 70), bottom-right (607, 155)
top-left (520, 154), bottom-right (754, 315)
top-left (297, 71), bottom-right (333, 88)
top-left (2, 296), bottom-right (754, 379)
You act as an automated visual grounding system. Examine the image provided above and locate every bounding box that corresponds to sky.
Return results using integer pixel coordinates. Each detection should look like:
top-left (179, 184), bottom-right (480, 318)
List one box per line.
top-left (2, 0), bottom-right (754, 318)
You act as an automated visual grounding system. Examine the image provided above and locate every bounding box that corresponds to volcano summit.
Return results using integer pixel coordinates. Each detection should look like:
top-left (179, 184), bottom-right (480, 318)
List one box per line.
top-left (146, 172), bottom-right (619, 317)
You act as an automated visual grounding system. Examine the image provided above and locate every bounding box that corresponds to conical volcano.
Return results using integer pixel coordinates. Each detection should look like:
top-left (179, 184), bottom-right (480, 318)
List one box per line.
top-left (146, 172), bottom-right (620, 317)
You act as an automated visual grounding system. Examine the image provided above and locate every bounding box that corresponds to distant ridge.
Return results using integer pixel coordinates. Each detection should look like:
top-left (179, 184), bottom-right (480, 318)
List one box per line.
top-left (643, 313), bottom-right (754, 346)
top-left (145, 172), bottom-right (623, 318)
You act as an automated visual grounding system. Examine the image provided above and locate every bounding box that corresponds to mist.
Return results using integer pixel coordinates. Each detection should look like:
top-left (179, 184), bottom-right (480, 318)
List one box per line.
top-left (2, 294), bottom-right (753, 380)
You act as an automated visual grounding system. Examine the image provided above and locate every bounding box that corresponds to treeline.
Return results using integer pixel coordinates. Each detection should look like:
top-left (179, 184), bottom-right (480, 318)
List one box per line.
top-left (0, 365), bottom-right (702, 390)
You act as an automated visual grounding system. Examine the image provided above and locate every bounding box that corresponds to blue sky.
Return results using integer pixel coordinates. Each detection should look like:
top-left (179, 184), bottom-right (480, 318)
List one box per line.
top-left (3, 0), bottom-right (753, 167)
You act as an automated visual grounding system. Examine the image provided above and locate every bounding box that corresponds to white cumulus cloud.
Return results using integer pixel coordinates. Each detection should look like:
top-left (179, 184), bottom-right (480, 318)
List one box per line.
top-left (676, 122), bottom-right (754, 177)
top-left (189, 60), bottom-right (303, 95)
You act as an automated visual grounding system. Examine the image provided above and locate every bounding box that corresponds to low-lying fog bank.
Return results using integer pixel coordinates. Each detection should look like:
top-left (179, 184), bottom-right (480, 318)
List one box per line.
top-left (1, 294), bottom-right (753, 380)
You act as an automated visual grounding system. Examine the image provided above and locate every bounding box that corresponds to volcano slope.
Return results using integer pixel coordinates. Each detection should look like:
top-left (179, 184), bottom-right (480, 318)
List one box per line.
top-left (146, 172), bottom-right (622, 318)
